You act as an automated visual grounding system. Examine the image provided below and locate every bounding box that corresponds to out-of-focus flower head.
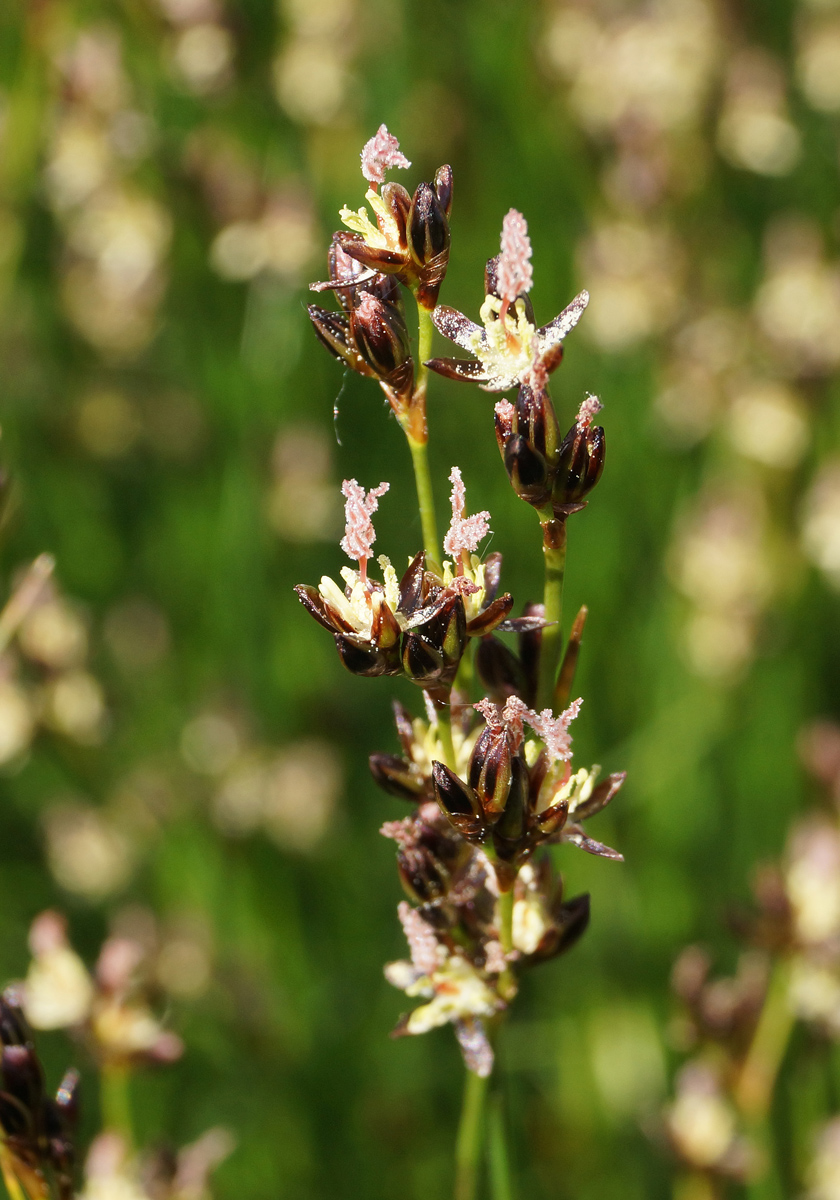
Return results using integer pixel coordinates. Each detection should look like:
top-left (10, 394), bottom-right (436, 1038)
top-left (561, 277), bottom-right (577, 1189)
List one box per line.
top-left (717, 50), bottom-right (801, 177)
top-left (664, 1061), bottom-right (753, 1179)
top-left (21, 911), bottom-right (183, 1069)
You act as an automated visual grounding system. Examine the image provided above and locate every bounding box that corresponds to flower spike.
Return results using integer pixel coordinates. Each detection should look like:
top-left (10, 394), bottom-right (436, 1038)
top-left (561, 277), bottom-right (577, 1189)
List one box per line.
top-left (360, 125), bottom-right (411, 187)
top-left (340, 479), bottom-right (390, 580)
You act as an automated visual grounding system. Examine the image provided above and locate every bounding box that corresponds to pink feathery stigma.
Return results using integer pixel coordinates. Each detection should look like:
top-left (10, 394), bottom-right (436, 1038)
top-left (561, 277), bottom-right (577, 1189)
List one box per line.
top-left (360, 124), bottom-right (411, 186)
top-left (525, 698), bottom-right (583, 763)
top-left (474, 697), bottom-right (504, 733)
top-left (576, 394), bottom-right (603, 429)
top-left (443, 467), bottom-right (491, 563)
top-left (398, 901), bottom-right (440, 976)
top-left (497, 209), bottom-right (533, 306)
top-left (500, 696), bottom-right (530, 752)
top-left (339, 479), bottom-right (390, 577)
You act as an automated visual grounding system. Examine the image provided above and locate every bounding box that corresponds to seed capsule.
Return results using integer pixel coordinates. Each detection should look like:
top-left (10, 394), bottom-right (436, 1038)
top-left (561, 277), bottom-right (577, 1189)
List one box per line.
top-left (554, 421), bottom-right (606, 512)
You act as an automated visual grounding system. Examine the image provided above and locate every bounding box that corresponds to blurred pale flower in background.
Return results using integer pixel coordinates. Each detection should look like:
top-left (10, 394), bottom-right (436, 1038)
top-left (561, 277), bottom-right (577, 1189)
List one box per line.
top-left (273, 0), bottom-right (357, 126)
top-left (671, 487), bottom-right (771, 680)
top-left (543, 0), bottom-right (719, 137)
top-left (797, 17), bottom-right (840, 112)
top-left (802, 462), bottom-right (840, 589)
top-left (577, 220), bottom-right (684, 349)
top-left (717, 51), bottom-right (801, 177)
top-left (212, 739), bottom-right (342, 852)
top-left (755, 222), bottom-right (840, 375)
top-left (44, 803), bottom-right (134, 901)
top-left (267, 425), bottom-right (339, 541)
top-left (805, 1117), bottom-right (840, 1200)
top-left (726, 381), bottom-right (809, 469)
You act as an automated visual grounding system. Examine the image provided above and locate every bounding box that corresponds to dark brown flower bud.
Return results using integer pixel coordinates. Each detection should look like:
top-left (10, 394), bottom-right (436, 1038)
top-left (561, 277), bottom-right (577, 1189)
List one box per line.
top-left (530, 893), bottom-right (590, 962)
top-left (515, 384), bottom-right (561, 466)
top-left (307, 305), bottom-right (377, 377)
top-left (475, 636), bottom-right (527, 702)
top-left (1, 1045), bottom-right (43, 1131)
top-left (397, 844), bottom-right (449, 904)
top-left (553, 421), bottom-right (605, 512)
top-left (400, 593), bottom-right (466, 691)
top-left (380, 183), bottom-right (411, 250)
top-left (335, 634), bottom-right (402, 678)
top-left (431, 762), bottom-right (484, 841)
top-left (503, 434), bottom-right (551, 508)
top-left (350, 294), bottom-right (412, 379)
top-left (492, 756), bottom-right (529, 846)
top-left (408, 182), bottom-right (451, 309)
top-left (408, 183), bottom-right (449, 269)
top-left (369, 753), bottom-right (426, 801)
top-left (0, 989), bottom-right (28, 1047)
top-left (469, 725), bottom-right (513, 820)
top-left (433, 165), bottom-right (453, 219)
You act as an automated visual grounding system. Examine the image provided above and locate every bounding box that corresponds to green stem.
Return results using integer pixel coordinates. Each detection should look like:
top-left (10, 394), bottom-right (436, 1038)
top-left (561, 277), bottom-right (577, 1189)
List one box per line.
top-left (100, 1062), bottom-right (134, 1147)
top-left (536, 518), bottom-right (567, 712)
top-left (735, 959), bottom-right (795, 1200)
top-left (416, 302), bottom-right (435, 396)
top-left (498, 889), bottom-right (514, 957)
top-left (455, 1067), bottom-right (490, 1200)
top-left (735, 959), bottom-right (794, 1120)
top-left (407, 434), bottom-right (441, 571)
top-left (488, 1093), bottom-right (514, 1200)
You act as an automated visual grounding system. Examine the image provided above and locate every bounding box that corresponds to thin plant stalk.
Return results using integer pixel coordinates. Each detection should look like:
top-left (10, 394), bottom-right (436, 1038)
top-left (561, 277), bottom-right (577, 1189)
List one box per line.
top-left (488, 1093), bottom-right (514, 1200)
top-left (536, 518), bottom-right (568, 712)
top-left (455, 1067), bottom-right (490, 1200)
top-left (100, 1061), bottom-right (134, 1147)
top-left (402, 298), bottom-right (441, 569)
top-left (407, 434), bottom-right (441, 569)
top-left (734, 958), bottom-right (795, 1200)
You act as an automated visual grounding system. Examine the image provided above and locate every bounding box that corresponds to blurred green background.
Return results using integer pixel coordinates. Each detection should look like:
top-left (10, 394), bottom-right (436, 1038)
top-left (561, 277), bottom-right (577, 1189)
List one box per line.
top-left (0, 0), bottom-right (838, 1196)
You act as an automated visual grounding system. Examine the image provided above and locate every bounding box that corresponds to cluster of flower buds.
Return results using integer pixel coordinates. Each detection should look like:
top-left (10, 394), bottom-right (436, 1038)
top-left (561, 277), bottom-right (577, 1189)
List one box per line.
top-left (370, 685), bottom-right (622, 1072)
top-left (307, 125), bottom-right (451, 439)
top-left (308, 245), bottom-right (415, 418)
top-left (296, 473), bottom-right (520, 698)
top-left (381, 797), bottom-right (592, 1075)
top-left (0, 987), bottom-right (78, 1200)
top-left (335, 125), bottom-right (452, 311)
top-left (21, 911), bottom-right (183, 1071)
top-left (431, 695), bottom-right (623, 887)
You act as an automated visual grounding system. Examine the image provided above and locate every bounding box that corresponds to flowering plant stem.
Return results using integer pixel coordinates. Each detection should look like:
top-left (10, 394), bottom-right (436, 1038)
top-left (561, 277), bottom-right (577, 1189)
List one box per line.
top-left (734, 959), bottom-right (794, 1200)
top-left (488, 1092), bottom-right (514, 1200)
top-left (455, 1067), bottom-right (491, 1200)
top-left (101, 1061), bottom-right (134, 1147)
top-left (404, 301), bottom-right (441, 569)
top-left (536, 518), bottom-right (567, 712)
